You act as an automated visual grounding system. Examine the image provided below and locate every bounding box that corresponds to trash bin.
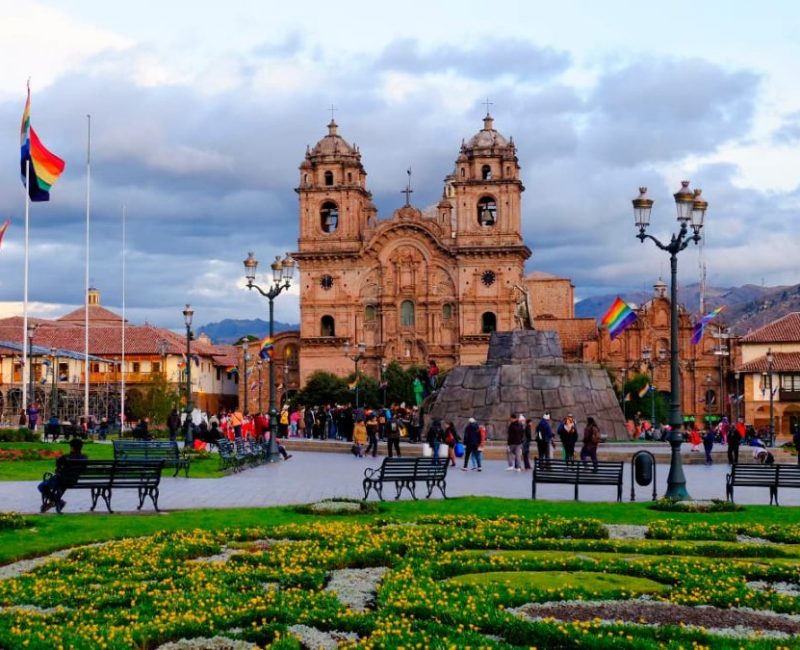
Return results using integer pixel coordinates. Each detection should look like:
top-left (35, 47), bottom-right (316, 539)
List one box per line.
top-left (634, 452), bottom-right (654, 486)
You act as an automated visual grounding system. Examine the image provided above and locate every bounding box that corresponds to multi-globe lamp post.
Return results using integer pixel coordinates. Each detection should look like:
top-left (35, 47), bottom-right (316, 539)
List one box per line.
top-left (766, 347), bottom-right (775, 442)
top-left (182, 304), bottom-right (194, 440)
top-left (243, 251), bottom-right (295, 462)
top-left (632, 182), bottom-right (708, 499)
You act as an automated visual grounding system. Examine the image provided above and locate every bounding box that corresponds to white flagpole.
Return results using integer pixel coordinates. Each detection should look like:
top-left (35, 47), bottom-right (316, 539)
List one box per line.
top-left (84, 114), bottom-right (91, 422)
top-left (121, 204), bottom-right (126, 434)
top-left (21, 159), bottom-right (30, 416)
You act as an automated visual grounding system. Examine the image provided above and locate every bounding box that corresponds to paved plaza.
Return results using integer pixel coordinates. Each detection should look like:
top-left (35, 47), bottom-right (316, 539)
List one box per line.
top-left (2, 446), bottom-right (799, 514)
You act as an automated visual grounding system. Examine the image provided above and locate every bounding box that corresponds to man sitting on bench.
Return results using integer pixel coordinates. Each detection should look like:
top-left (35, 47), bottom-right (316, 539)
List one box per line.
top-left (38, 438), bottom-right (88, 513)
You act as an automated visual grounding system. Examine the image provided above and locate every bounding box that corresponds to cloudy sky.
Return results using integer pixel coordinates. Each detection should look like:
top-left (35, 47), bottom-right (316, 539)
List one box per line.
top-left (1, 0), bottom-right (799, 330)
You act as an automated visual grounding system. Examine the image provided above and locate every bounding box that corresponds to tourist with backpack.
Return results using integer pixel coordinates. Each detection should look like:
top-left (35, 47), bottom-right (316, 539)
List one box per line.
top-left (579, 417), bottom-right (601, 471)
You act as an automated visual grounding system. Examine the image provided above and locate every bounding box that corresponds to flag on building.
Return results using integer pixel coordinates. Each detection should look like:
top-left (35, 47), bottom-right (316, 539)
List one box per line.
top-left (691, 306), bottom-right (724, 345)
top-left (0, 219), bottom-right (9, 250)
top-left (225, 365), bottom-right (237, 374)
top-left (259, 336), bottom-right (274, 360)
top-left (638, 383), bottom-right (651, 398)
top-left (601, 297), bottom-right (637, 340)
top-left (20, 87), bottom-right (65, 202)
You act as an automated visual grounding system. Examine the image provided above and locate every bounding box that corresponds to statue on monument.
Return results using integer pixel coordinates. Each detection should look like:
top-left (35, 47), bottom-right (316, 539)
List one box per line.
top-left (512, 284), bottom-right (535, 330)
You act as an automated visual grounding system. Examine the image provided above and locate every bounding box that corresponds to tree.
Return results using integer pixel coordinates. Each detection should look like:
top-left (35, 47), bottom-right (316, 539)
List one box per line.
top-left (621, 372), bottom-right (668, 426)
top-left (293, 370), bottom-right (350, 406)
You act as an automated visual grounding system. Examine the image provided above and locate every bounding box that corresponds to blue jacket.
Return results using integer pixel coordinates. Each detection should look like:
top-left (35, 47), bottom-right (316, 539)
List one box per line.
top-left (535, 418), bottom-right (554, 443)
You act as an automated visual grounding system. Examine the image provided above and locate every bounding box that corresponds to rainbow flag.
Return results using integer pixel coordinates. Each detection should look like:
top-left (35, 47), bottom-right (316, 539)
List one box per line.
top-left (20, 86), bottom-right (65, 202)
top-left (601, 297), bottom-right (637, 340)
top-left (0, 219), bottom-right (9, 250)
top-left (225, 365), bottom-right (237, 374)
top-left (638, 383), bottom-right (651, 398)
top-left (691, 306), bottom-right (724, 345)
top-left (258, 336), bottom-right (273, 360)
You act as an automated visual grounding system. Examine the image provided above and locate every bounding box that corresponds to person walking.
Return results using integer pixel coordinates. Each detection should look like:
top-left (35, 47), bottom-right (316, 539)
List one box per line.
top-left (727, 419), bottom-right (742, 465)
top-left (352, 418), bottom-right (367, 457)
top-left (427, 419), bottom-right (444, 461)
top-left (470, 423), bottom-right (486, 471)
top-left (365, 411), bottom-right (379, 457)
top-left (557, 414), bottom-right (578, 462)
top-left (462, 417), bottom-right (481, 471)
top-left (443, 421), bottom-right (459, 467)
top-left (579, 416), bottom-right (601, 471)
top-left (522, 418), bottom-right (533, 469)
top-left (506, 414), bottom-right (525, 471)
top-left (167, 408), bottom-right (181, 442)
top-left (534, 412), bottom-right (554, 461)
top-left (387, 417), bottom-right (402, 457)
top-left (702, 421), bottom-right (715, 465)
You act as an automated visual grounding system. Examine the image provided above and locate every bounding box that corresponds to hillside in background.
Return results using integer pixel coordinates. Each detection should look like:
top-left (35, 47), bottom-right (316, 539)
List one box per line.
top-left (197, 318), bottom-right (298, 344)
top-left (575, 282), bottom-right (800, 335)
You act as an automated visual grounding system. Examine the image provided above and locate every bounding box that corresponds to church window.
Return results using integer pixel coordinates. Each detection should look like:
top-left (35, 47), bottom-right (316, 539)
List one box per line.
top-left (321, 315), bottom-right (335, 337)
top-left (400, 300), bottom-right (415, 327)
top-left (442, 303), bottom-right (452, 320)
top-left (324, 170), bottom-right (334, 186)
top-left (481, 165), bottom-right (492, 180)
top-left (477, 196), bottom-right (497, 226)
top-left (303, 173), bottom-right (308, 185)
top-left (320, 202), bottom-right (339, 233)
top-left (364, 305), bottom-right (376, 322)
top-left (460, 167), bottom-right (465, 178)
top-left (320, 274), bottom-right (334, 290)
top-left (347, 172), bottom-right (352, 183)
top-left (285, 345), bottom-right (298, 368)
top-left (481, 312), bottom-right (497, 334)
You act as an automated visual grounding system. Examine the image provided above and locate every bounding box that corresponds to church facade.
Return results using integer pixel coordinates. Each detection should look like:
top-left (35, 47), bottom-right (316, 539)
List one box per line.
top-left (291, 114), bottom-right (534, 383)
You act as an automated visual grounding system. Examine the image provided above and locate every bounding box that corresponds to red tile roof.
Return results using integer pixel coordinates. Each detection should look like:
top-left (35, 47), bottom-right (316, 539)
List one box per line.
top-left (737, 351), bottom-right (800, 373)
top-left (57, 304), bottom-right (125, 324)
top-left (741, 312), bottom-right (800, 343)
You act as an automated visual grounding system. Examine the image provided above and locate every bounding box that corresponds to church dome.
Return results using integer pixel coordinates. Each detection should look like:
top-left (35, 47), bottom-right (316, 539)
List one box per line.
top-left (308, 120), bottom-right (359, 159)
top-left (464, 114), bottom-right (511, 151)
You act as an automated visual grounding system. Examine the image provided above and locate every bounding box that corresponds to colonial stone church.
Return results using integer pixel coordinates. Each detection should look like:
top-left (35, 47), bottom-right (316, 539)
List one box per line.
top-left (290, 113), bottom-right (558, 383)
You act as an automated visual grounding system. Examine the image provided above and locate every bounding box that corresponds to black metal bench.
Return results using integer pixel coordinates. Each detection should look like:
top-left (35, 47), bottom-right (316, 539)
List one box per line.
top-left (113, 440), bottom-right (191, 477)
top-left (217, 439), bottom-right (245, 472)
top-left (532, 458), bottom-right (624, 502)
top-left (726, 464), bottom-right (800, 505)
top-left (41, 459), bottom-right (164, 513)
top-left (363, 457), bottom-right (449, 501)
top-left (43, 423), bottom-right (84, 442)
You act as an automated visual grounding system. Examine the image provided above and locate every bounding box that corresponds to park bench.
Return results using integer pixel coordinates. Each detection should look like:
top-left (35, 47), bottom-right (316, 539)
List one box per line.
top-left (217, 438), bottom-right (246, 472)
top-left (113, 440), bottom-right (191, 477)
top-left (363, 457), bottom-right (449, 501)
top-left (43, 422), bottom-right (84, 442)
top-left (41, 459), bottom-right (164, 513)
top-left (532, 458), bottom-right (624, 502)
top-left (726, 463), bottom-right (800, 505)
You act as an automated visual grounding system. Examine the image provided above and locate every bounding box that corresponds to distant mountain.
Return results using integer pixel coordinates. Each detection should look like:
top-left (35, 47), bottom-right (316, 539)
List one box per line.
top-left (575, 282), bottom-right (800, 335)
top-left (197, 318), bottom-right (299, 344)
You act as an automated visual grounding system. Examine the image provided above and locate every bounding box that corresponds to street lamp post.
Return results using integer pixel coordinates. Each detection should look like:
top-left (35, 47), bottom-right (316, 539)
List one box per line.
top-left (257, 359), bottom-right (263, 413)
top-left (734, 371), bottom-right (741, 422)
top-left (766, 347), bottom-right (775, 442)
top-left (641, 348), bottom-right (656, 429)
top-left (242, 342), bottom-right (251, 415)
top-left (27, 323), bottom-right (37, 416)
top-left (182, 304), bottom-right (194, 441)
top-left (344, 341), bottom-right (367, 410)
top-left (633, 182), bottom-right (707, 499)
top-left (50, 347), bottom-right (58, 420)
top-left (243, 252), bottom-right (295, 462)
top-left (381, 360), bottom-right (388, 408)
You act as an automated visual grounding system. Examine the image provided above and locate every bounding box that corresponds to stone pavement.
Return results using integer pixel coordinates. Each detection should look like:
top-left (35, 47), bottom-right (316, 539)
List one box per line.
top-left (2, 448), bottom-right (799, 514)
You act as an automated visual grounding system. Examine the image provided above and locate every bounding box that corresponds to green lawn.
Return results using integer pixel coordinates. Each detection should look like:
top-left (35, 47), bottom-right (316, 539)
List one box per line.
top-left (0, 441), bottom-right (222, 479)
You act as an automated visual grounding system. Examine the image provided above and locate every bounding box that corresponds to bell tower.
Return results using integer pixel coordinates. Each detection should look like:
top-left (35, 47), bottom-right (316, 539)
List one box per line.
top-left (296, 120), bottom-right (376, 254)
top-left (449, 113), bottom-right (525, 248)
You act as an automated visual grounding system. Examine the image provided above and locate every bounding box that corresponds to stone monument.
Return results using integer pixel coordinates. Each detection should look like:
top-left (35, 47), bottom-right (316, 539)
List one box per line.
top-left (427, 330), bottom-right (628, 440)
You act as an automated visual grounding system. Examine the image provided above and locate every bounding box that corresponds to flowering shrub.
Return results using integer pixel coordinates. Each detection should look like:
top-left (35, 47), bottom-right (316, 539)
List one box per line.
top-left (0, 514), bottom-right (798, 648)
top-left (0, 513), bottom-right (26, 531)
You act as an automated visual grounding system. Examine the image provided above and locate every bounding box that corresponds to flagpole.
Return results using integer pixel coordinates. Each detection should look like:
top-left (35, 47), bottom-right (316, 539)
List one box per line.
top-left (84, 115), bottom-right (91, 423)
top-left (121, 204), bottom-right (126, 435)
top-left (21, 159), bottom-right (30, 417)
